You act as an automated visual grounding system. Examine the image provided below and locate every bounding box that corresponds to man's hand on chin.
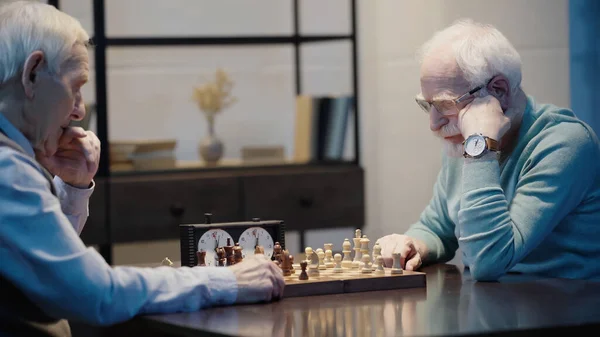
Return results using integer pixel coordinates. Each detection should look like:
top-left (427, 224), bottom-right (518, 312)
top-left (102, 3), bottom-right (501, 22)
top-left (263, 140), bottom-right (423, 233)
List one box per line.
top-left (36, 127), bottom-right (101, 189)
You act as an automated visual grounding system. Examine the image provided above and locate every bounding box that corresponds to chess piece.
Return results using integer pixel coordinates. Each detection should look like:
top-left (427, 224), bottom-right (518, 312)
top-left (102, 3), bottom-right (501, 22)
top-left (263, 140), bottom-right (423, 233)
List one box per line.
top-left (281, 250), bottom-right (292, 276)
top-left (333, 253), bottom-right (343, 273)
top-left (317, 250), bottom-right (326, 270)
top-left (325, 248), bottom-right (334, 268)
top-left (375, 256), bottom-right (385, 275)
top-left (161, 257), bottom-right (173, 267)
top-left (360, 235), bottom-right (370, 256)
top-left (273, 242), bottom-right (282, 263)
top-left (290, 255), bottom-right (295, 274)
top-left (371, 242), bottom-right (382, 271)
top-left (196, 251), bottom-right (206, 266)
top-left (308, 263), bottom-right (320, 277)
top-left (305, 247), bottom-right (314, 263)
top-left (299, 261), bottom-right (309, 280)
top-left (391, 252), bottom-right (403, 274)
top-left (224, 238), bottom-right (234, 266)
top-left (342, 238), bottom-right (352, 269)
top-left (352, 229), bottom-right (362, 268)
top-left (254, 245), bottom-right (264, 255)
top-left (361, 254), bottom-right (372, 273)
top-left (233, 243), bottom-right (243, 265)
top-left (216, 247), bottom-right (226, 266)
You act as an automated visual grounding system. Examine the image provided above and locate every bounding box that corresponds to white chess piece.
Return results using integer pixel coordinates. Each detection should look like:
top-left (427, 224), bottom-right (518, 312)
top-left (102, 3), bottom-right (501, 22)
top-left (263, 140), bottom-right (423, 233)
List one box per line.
top-left (305, 247), bottom-right (314, 263)
top-left (333, 253), bottom-right (343, 273)
top-left (371, 242), bottom-right (382, 271)
top-left (360, 235), bottom-right (370, 256)
top-left (342, 238), bottom-right (352, 269)
top-left (325, 249), bottom-right (334, 268)
top-left (361, 254), bottom-right (372, 273)
top-left (308, 263), bottom-right (320, 277)
top-left (317, 250), bottom-right (327, 270)
top-left (352, 230), bottom-right (362, 269)
top-left (391, 252), bottom-right (403, 274)
top-left (375, 256), bottom-right (385, 275)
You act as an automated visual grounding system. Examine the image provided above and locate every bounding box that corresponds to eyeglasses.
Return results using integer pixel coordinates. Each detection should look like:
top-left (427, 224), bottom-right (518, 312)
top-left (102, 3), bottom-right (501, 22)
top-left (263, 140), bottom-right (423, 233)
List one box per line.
top-left (415, 78), bottom-right (492, 116)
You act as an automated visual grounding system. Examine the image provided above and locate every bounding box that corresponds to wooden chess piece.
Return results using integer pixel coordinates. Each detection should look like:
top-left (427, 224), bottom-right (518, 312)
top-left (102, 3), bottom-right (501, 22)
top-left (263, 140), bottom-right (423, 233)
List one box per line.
top-left (254, 245), bottom-right (264, 255)
top-left (371, 242), bottom-right (382, 271)
top-left (233, 243), bottom-right (243, 264)
top-left (361, 254), bottom-right (372, 273)
top-left (216, 247), bottom-right (226, 266)
top-left (324, 245), bottom-right (334, 268)
top-left (290, 255), bottom-right (295, 274)
top-left (317, 250), bottom-right (326, 270)
top-left (273, 242), bottom-right (282, 263)
top-left (333, 253), bottom-right (343, 273)
top-left (375, 255), bottom-right (385, 275)
top-left (281, 250), bottom-right (292, 276)
top-left (196, 251), bottom-right (206, 266)
top-left (224, 238), bottom-right (234, 266)
top-left (299, 261), bottom-right (309, 280)
top-left (342, 238), bottom-right (352, 269)
top-left (352, 229), bottom-right (362, 268)
top-left (391, 252), bottom-right (403, 274)
top-left (304, 247), bottom-right (314, 263)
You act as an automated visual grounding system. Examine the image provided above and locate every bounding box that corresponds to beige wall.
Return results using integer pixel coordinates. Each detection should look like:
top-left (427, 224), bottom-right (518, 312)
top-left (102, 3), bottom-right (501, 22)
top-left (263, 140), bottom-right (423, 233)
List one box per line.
top-left (49, 0), bottom-right (569, 265)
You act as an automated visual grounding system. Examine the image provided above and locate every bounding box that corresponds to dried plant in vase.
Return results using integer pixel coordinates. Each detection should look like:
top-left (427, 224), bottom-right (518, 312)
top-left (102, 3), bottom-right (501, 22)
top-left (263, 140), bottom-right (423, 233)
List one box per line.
top-left (192, 68), bottom-right (237, 165)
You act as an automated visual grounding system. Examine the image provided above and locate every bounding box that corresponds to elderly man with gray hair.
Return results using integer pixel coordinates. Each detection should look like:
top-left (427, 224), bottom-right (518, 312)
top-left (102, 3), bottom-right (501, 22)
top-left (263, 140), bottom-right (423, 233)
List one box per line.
top-left (0, 2), bottom-right (284, 336)
top-left (377, 19), bottom-right (600, 281)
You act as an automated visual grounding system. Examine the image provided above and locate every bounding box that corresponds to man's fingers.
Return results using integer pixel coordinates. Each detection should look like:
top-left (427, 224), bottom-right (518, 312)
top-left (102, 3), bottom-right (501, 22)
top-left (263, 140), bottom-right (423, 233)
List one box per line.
top-left (398, 240), bottom-right (414, 269)
top-left (382, 256), bottom-right (393, 268)
top-left (405, 254), bottom-right (422, 271)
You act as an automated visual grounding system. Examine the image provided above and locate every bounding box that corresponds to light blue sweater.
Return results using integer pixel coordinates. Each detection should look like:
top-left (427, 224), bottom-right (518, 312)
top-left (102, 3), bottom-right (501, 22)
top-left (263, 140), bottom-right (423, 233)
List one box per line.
top-left (405, 96), bottom-right (600, 281)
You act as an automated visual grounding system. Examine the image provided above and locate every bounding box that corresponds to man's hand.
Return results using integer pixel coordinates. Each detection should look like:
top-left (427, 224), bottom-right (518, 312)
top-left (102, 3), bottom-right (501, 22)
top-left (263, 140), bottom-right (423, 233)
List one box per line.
top-left (458, 95), bottom-right (510, 141)
top-left (37, 127), bottom-right (100, 188)
top-left (229, 254), bottom-right (285, 304)
top-left (376, 234), bottom-right (426, 271)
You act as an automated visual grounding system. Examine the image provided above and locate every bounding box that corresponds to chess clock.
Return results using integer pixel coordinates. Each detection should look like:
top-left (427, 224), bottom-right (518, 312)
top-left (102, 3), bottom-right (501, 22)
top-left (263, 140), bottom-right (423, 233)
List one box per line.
top-left (180, 213), bottom-right (285, 267)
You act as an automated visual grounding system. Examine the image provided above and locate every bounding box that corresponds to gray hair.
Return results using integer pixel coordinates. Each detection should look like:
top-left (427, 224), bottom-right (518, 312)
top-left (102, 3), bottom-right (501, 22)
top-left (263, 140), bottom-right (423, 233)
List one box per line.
top-left (417, 18), bottom-right (522, 93)
top-left (0, 1), bottom-right (89, 84)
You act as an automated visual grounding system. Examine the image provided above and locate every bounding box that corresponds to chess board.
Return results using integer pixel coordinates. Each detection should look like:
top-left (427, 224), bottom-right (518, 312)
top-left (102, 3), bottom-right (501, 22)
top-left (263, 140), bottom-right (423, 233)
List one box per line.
top-left (282, 264), bottom-right (426, 298)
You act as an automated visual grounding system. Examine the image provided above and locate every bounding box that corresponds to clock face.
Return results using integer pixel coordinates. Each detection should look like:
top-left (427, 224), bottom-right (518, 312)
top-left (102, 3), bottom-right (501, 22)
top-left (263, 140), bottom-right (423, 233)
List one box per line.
top-left (465, 135), bottom-right (486, 156)
top-left (238, 227), bottom-right (275, 259)
top-left (197, 229), bottom-right (234, 266)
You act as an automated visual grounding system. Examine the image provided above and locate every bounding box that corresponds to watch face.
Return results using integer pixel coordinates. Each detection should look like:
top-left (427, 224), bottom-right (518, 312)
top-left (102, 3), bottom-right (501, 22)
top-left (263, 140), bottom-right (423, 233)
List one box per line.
top-left (238, 227), bottom-right (275, 259)
top-left (465, 135), bottom-right (486, 157)
top-left (197, 229), bottom-right (234, 266)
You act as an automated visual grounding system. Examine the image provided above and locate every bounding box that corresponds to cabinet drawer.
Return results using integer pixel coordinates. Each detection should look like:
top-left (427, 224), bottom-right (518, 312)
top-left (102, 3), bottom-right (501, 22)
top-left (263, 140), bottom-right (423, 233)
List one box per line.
top-left (243, 167), bottom-right (364, 231)
top-left (81, 178), bottom-right (108, 245)
top-left (110, 177), bottom-right (240, 242)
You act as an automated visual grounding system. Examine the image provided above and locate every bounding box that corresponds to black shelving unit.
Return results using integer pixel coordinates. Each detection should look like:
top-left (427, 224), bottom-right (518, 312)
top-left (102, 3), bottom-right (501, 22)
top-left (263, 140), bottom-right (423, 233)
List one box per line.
top-left (49, 0), bottom-right (361, 263)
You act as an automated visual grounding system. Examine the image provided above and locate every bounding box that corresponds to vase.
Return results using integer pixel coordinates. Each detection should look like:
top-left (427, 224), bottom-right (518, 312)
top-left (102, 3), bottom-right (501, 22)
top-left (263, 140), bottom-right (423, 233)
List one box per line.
top-left (199, 117), bottom-right (224, 165)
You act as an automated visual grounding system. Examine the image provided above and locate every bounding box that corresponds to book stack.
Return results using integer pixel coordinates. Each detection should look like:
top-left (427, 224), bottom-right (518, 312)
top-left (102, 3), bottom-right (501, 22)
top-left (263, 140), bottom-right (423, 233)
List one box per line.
top-left (293, 95), bottom-right (355, 164)
top-left (110, 139), bottom-right (177, 172)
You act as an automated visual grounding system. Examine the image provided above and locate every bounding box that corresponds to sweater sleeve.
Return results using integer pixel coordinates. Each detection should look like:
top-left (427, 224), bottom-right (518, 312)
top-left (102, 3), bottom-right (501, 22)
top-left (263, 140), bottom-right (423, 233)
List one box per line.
top-left (458, 123), bottom-right (597, 281)
top-left (405, 161), bottom-right (459, 264)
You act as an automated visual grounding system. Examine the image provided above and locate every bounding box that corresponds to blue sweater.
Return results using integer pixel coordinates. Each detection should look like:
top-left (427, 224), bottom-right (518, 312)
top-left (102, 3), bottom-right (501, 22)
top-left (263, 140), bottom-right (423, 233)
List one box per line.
top-left (405, 95), bottom-right (600, 281)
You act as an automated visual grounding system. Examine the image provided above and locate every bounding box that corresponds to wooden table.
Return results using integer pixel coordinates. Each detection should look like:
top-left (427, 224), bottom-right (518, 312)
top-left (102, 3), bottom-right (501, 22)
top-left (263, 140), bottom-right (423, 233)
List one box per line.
top-left (96, 263), bottom-right (600, 337)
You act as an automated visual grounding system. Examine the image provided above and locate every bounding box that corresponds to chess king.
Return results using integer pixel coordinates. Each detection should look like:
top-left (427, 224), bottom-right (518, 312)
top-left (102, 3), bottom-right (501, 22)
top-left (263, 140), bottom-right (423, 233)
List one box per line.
top-left (376, 19), bottom-right (600, 281)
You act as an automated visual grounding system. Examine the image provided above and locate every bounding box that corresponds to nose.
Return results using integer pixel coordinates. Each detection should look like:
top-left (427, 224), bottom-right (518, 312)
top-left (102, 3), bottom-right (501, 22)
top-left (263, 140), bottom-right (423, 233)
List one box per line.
top-left (429, 106), bottom-right (449, 132)
top-left (71, 99), bottom-right (86, 121)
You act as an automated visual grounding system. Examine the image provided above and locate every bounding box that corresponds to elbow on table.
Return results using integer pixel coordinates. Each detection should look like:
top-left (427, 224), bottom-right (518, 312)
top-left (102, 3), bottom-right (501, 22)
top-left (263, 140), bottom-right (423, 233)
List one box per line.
top-left (468, 261), bottom-right (506, 281)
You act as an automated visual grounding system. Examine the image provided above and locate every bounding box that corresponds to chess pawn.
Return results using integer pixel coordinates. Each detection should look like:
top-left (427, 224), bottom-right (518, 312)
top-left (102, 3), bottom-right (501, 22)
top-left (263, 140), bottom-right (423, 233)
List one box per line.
top-left (305, 247), bottom-right (314, 263)
top-left (325, 249), bottom-right (334, 268)
top-left (333, 253), bottom-right (343, 273)
top-left (290, 255), bottom-right (295, 274)
top-left (324, 243), bottom-right (333, 261)
top-left (360, 235), bottom-right (370, 255)
top-left (375, 255), bottom-right (385, 275)
top-left (340, 238), bottom-right (352, 268)
top-left (273, 242), bottom-right (282, 262)
top-left (355, 228), bottom-right (362, 239)
top-left (299, 261), bottom-right (309, 280)
top-left (361, 254), bottom-right (372, 273)
top-left (391, 252), bottom-right (403, 274)
top-left (317, 250), bottom-right (326, 270)
top-left (371, 242), bottom-right (382, 271)
top-left (233, 244), bottom-right (243, 265)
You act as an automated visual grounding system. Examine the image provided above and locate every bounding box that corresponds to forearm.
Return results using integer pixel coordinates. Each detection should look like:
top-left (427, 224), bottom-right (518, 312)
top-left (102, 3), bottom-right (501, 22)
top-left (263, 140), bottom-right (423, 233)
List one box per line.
top-left (54, 176), bottom-right (94, 235)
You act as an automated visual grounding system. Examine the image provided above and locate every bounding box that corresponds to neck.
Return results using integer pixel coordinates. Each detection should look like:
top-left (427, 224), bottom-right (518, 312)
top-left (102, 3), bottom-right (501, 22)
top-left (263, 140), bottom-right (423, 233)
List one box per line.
top-left (499, 88), bottom-right (528, 152)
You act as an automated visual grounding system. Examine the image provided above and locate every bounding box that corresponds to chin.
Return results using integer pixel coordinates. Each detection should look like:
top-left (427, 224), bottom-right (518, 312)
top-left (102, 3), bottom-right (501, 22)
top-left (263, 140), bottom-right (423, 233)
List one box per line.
top-left (443, 141), bottom-right (464, 158)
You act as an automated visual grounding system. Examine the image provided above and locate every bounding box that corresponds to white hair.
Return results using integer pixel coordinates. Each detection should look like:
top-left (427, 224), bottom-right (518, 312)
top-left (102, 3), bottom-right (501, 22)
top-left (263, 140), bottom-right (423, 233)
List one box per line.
top-left (0, 1), bottom-right (89, 85)
top-left (417, 19), bottom-right (522, 92)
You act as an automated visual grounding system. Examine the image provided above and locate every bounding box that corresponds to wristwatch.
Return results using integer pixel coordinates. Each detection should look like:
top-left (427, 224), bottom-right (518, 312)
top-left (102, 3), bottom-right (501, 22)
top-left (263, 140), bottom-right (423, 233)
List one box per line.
top-left (462, 133), bottom-right (499, 158)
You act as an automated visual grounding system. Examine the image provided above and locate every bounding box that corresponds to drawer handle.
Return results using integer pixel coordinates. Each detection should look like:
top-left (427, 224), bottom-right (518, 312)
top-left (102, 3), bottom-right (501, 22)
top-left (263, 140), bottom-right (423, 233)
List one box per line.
top-left (170, 204), bottom-right (185, 217)
top-left (299, 197), bottom-right (314, 208)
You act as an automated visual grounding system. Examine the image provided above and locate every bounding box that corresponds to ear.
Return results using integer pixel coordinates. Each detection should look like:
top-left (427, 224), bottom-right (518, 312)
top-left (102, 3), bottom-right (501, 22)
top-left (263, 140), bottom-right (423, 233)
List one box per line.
top-left (21, 51), bottom-right (45, 99)
top-left (486, 74), bottom-right (511, 110)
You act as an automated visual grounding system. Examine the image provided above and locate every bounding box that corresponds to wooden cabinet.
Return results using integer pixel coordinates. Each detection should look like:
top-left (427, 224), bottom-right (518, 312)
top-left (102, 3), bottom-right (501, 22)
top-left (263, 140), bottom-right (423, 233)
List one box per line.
top-left (81, 165), bottom-right (364, 250)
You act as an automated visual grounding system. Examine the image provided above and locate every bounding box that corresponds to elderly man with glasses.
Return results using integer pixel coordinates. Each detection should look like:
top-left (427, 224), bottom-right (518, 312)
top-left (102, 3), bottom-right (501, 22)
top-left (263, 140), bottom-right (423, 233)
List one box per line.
top-left (376, 19), bottom-right (600, 281)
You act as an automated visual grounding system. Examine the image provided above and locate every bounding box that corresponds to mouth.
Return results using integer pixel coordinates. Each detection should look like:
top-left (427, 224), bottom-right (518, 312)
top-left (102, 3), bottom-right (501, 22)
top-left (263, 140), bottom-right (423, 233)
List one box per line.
top-left (444, 135), bottom-right (464, 144)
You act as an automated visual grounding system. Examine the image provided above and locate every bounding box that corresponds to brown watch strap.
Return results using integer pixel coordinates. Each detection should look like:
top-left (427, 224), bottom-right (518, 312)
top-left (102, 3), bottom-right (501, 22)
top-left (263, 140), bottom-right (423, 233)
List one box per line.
top-left (485, 137), bottom-right (500, 152)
